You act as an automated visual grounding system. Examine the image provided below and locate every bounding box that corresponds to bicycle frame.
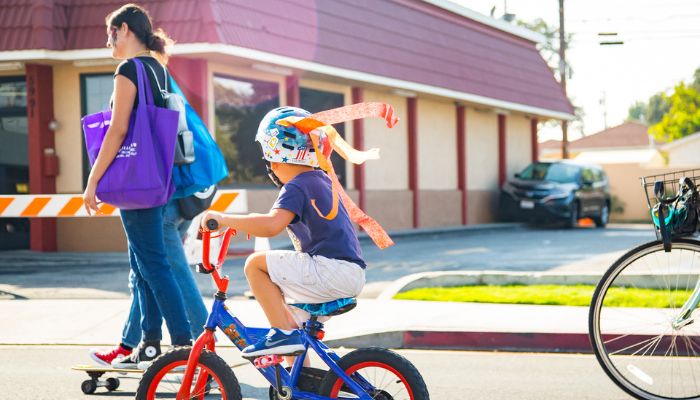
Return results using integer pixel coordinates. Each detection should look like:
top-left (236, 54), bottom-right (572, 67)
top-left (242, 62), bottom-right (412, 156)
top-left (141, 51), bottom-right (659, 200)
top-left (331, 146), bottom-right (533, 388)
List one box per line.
top-left (175, 228), bottom-right (376, 400)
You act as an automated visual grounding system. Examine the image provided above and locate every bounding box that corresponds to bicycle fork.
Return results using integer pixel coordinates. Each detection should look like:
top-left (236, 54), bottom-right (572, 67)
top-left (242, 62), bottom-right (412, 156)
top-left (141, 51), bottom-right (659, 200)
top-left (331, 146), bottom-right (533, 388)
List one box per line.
top-left (176, 329), bottom-right (216, 400)
top-left (672, 277), bottom-right (700, 330)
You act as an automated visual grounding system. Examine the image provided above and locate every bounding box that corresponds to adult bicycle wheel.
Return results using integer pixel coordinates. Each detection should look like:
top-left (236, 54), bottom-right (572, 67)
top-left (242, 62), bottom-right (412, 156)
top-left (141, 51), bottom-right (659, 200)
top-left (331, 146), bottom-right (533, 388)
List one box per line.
top-left (318, 347), bottom-right (429, 399)
top-left (136, 347), bottom-right (241, 400)
top-left (590, 238), bottom-right (700, 400)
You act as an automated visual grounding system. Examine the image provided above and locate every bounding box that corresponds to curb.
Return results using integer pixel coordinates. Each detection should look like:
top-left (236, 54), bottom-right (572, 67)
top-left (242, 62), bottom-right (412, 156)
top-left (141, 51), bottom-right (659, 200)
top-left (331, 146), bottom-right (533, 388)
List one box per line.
top-left (326, 330), bottom-right (593, 353)
top-left (377, 271), bottom-right (606, 300)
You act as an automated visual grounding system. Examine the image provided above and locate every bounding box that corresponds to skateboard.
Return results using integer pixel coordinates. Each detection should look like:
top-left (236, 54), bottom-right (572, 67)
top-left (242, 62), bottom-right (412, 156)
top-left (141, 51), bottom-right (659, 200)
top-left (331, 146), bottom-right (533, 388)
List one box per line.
top-left (73, 361), bottom-right (249, 394)
top-left (72, 364), bottom-right (141, 394)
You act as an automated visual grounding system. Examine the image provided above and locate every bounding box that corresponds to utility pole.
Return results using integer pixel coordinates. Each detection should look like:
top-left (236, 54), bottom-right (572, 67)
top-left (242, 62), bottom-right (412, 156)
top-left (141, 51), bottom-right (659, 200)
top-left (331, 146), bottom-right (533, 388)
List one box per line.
top-left (558, 0), bottom-right (569, 159)
top-left (600, 91), bottom-right (608, 130)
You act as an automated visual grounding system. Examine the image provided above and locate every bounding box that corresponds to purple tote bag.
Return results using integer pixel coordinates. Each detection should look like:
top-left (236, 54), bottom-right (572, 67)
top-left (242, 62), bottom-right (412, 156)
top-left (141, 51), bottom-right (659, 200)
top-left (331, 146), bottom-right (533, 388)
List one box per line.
top-left (82, 58), bottom-right (178, 210)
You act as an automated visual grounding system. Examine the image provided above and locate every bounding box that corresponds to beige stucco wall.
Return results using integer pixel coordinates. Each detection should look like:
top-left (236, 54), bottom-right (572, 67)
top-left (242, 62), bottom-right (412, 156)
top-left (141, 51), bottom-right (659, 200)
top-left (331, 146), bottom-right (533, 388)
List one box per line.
top-left (417, 98), bottom-right (457, 190)
top-left (366, 190), bottom-right (413, 230)
top-left (506, 113), bottom-right (532, 178)
top-left (419, 190), bottom-right (462, 227)
top-left (467, 190), bottom-right (498, 224)
top-left (466, 108), bottom-right (499, 191)
top-left (600, 164), bottom-right (689, 222)
top-left (362, 90), bottom-right (408, 190)
top-left (667, 140), bottom-right (700, 167)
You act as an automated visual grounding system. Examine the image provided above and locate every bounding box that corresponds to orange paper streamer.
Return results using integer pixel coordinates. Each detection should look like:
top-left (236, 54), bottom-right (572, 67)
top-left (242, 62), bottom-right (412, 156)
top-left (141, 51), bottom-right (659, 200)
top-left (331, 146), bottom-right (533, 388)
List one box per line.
top-left (276, 103), bottom-right (398, 249)
top-left (310, 102), bottom-right (399, 128)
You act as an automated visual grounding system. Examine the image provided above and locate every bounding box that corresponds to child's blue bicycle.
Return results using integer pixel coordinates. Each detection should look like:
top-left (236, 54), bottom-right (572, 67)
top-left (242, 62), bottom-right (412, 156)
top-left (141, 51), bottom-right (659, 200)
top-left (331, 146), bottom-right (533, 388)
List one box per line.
top-left (136, 220), bottom-right (429, 399)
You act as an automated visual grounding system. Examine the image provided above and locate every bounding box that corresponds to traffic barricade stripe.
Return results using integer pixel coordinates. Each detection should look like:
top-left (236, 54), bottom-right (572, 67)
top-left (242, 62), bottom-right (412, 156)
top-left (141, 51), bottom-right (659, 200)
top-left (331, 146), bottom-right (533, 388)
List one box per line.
top-left (210, 193), bottom-right (239, 212)
top-left (58, 197), bottom-right (84, 217)
top-left (20, 197), bottom-right (51, 217)
top-left (0, 198), bottom-right (13, 215)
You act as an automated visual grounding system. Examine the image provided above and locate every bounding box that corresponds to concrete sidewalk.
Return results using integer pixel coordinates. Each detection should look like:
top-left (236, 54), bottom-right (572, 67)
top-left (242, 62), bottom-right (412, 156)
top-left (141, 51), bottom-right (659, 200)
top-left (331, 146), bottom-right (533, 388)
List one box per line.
top-left (0, 297), bottom-right (594, 353)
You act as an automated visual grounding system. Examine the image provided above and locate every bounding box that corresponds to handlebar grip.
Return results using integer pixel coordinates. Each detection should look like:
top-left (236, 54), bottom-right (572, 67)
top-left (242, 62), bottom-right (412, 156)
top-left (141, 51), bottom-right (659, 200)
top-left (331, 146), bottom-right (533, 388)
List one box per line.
top-left (206, 219), bottom-right (219, 231)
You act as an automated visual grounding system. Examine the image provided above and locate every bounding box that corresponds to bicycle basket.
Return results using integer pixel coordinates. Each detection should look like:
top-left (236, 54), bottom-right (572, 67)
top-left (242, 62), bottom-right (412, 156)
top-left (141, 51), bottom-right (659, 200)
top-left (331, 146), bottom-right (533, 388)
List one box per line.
top-left (641, 168), bottom-right (700, 238)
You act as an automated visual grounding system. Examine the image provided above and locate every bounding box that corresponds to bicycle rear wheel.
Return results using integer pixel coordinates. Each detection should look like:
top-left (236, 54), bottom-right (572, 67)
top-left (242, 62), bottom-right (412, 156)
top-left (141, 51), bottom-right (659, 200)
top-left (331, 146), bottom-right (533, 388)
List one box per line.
top-left (590, 238), bottom-right (700, 400)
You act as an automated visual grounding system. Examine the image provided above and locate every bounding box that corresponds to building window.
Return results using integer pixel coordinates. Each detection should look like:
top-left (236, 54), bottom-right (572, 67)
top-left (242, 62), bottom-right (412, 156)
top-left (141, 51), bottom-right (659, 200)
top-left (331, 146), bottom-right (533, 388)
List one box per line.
top-left (80, 74), bottom-right (113, 188)
top-left (300, 87), bottom-right (346, 187)
top-left (214, 75), bottom-right (280, 186)
top-left (0, 76), bottom-right (29, 249)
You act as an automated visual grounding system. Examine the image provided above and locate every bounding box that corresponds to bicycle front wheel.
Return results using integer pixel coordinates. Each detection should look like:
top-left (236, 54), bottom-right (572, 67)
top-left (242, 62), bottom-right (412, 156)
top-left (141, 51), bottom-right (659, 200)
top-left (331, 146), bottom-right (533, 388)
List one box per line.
top-left (136, 347), bottom-right (241, 400)
top-left (590, 238), bottom-right (700, 400)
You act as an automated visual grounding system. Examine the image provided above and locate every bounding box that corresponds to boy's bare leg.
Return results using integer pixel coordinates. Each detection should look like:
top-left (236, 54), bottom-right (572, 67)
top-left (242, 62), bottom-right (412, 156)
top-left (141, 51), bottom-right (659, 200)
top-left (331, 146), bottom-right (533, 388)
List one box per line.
top-left (244, 251), bottom-right (309, 366)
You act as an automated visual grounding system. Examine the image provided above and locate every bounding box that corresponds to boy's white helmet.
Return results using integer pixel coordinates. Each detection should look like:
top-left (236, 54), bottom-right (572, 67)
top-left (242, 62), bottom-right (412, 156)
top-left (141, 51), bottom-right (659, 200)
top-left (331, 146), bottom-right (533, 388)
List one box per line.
top-left (255, 107), bottom-right (329, 167)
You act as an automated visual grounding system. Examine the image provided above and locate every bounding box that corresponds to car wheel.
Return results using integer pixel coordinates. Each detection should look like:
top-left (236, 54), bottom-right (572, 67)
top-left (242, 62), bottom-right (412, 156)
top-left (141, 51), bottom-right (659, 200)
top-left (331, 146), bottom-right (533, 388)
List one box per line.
top-left (593, 202), bottom-right (609, 228)
top-left (566, 201), bottom-right (579, 229)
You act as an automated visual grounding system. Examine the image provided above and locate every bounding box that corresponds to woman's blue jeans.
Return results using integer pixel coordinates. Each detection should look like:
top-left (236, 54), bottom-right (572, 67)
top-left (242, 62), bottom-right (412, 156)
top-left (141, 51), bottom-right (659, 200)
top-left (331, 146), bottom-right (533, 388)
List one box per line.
top-left (119, 201), bottom-right (198, 346)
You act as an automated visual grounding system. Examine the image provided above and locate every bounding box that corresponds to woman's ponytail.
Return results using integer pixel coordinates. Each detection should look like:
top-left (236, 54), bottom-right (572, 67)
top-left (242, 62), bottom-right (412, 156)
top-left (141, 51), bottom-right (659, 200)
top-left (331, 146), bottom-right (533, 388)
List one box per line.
top-left (146, 28), bottom-right (173, 65)
top-left (106, 4), bottom-right (174, 65)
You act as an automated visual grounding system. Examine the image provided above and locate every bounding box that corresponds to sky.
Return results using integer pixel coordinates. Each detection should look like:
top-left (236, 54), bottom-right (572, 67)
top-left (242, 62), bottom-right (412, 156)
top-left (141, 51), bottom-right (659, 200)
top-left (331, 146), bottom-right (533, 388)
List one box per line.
top-left (449, 0), bottom-right (700, 141)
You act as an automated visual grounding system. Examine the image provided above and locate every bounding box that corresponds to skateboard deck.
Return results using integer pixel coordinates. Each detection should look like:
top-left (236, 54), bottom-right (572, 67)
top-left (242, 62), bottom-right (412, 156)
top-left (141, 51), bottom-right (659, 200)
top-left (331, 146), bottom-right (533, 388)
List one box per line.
top-left (73, 364), bottom-right (143, 374)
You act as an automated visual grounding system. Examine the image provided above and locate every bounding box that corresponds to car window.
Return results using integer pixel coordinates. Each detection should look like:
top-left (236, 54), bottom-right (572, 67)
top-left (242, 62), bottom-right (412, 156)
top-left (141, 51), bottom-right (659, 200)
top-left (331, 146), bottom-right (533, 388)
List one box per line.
top-left (593, 169), bottom-right (605, 182)
top-left (518, 163), bottom-right (581, 183)
top-left (582, 168), bottom-right (595, 183)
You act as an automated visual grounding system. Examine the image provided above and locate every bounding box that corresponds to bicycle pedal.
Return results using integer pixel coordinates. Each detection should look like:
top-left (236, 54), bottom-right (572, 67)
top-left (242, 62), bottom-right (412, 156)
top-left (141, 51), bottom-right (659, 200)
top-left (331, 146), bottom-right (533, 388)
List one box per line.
top-left (253, 355), bottom-right (284, 369)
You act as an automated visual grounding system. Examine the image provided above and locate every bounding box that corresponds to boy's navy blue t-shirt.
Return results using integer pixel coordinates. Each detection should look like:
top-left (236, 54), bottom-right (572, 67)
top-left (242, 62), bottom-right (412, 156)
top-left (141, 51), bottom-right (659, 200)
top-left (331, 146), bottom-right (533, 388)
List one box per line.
top-left (272, 170), bottom-right (366, 268)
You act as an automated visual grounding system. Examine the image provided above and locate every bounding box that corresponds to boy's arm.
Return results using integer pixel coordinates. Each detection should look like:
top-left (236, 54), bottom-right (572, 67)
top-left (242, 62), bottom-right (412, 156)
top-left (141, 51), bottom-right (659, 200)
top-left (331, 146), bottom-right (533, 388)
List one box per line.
top-left (201, 209), bottom-right (295, 238)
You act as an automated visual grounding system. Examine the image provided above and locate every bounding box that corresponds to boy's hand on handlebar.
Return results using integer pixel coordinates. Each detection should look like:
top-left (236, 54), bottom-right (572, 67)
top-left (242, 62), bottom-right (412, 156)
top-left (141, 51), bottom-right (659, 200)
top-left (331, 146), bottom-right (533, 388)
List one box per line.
top-left (201, 211), bottom-right (225, 231)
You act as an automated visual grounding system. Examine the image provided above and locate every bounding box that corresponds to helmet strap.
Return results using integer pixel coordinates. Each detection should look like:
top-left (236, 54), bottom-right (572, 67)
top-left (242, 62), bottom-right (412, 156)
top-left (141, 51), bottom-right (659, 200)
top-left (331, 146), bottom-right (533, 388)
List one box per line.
top-left (265, 161), bottom-right (284, 188)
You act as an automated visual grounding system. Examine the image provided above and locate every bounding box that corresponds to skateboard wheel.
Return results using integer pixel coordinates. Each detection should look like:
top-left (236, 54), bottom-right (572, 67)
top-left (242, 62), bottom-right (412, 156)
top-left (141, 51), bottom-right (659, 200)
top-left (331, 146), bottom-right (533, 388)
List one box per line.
top-left (106, 377), bottom-right (120, 391)
top-left (81, 379), bottom-right (97, 394)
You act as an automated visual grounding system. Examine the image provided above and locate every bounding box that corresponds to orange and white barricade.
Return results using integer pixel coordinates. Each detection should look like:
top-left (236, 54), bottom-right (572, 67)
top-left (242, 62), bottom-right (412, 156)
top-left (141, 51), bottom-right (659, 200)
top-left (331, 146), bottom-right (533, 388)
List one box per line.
top-left (0, 190), bottom-right (247, 218)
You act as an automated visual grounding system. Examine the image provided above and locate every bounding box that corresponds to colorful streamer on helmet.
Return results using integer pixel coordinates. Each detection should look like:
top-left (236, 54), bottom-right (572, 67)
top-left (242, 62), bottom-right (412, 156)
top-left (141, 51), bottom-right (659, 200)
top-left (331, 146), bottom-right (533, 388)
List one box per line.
top-left (276, 102), bottom-right (398, 249)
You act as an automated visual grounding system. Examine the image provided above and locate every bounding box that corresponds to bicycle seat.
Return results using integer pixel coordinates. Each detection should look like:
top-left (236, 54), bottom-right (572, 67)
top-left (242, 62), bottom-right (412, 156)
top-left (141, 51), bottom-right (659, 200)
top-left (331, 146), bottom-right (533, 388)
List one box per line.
top-left (290, 298), bottom-right (356, 317)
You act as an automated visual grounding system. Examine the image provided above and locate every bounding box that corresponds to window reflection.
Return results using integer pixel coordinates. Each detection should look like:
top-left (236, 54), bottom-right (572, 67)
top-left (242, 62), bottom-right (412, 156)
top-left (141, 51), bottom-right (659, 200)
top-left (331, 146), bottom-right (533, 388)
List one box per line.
top-left (214, 75), bottom-right (279, 186)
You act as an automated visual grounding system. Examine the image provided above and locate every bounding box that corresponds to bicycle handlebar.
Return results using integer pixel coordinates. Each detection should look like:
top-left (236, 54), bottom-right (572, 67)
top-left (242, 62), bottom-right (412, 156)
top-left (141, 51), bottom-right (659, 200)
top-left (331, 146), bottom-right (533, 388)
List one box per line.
top-left (200, 221), bottom-right (235, 293)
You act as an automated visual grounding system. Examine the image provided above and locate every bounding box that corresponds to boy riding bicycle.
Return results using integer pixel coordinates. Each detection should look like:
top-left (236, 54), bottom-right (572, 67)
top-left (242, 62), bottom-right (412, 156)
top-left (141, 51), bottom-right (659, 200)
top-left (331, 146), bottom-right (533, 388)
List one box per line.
top-left (202, 107), bottom-right (366, 357)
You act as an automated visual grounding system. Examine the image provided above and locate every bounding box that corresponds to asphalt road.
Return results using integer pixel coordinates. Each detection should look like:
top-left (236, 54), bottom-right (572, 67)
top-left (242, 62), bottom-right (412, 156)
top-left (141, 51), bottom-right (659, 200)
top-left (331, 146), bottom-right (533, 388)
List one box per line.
top-left (0, 225), bottom-right (656, 299)
top-left (0, 346), bottom-right (633, 399)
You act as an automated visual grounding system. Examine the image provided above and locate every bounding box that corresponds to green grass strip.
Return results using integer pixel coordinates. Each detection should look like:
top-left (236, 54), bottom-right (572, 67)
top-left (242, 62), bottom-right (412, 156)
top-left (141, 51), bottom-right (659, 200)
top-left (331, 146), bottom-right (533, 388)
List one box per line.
top-left (394, 284), bottom-right (693, 308)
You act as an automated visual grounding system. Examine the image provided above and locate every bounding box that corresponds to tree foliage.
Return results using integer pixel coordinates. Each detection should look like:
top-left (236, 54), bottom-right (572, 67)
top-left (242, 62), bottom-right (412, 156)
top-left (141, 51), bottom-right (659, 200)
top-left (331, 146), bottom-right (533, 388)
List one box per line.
top-left (627, 101), bottom-right (646, 122)
top-left (649, 83), bottom-right (700, 142)
top-left (628, 67), bottom-right (700, 141)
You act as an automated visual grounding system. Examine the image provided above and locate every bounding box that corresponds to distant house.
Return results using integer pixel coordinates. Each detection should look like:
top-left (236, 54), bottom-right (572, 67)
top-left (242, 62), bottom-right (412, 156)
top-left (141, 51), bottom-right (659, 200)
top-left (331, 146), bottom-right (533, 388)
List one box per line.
top-left (660, 131), bottom-right (700, 167)
top-left (540, 121), bottom-right (659, 161)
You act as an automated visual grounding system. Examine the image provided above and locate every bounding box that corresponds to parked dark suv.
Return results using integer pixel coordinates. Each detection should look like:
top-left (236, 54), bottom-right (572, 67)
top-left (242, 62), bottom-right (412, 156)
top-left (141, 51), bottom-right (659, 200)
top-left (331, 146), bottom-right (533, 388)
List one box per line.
top-left (499, 161), bottom-right (611, 228)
